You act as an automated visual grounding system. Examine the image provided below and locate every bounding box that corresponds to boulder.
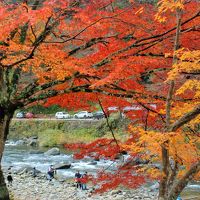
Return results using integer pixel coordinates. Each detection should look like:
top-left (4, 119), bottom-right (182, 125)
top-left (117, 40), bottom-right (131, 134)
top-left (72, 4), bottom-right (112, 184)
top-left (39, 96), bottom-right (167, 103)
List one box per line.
top-left (15, 140), bottom-right (26, 146)
top-left (94, 157), bottom-right (100, 161)
top-left (114, 154), bottom-right (122, 160)
top-left (131, 157), bottom-right (149, 165)
top-left (29, 136), bottom-right (38, 140)
top-left (27, 139), bottom-right (38, 147)
top-left (53, 163), bottom-right (71, 170)
top-left (88, 161), bottom-right (97, 165)
top-left (15, 166), bottom-right (41, 175)
top-left (120, 150), bottom-right (128, 155)
top-left (111, 190), bottom-right (122, 195)
top-left (44, 147), bottom-right (60, 156)
top-left (149, 182), bottom-right (159, 191)
top-left (29, 150), bottom-right (43, 154)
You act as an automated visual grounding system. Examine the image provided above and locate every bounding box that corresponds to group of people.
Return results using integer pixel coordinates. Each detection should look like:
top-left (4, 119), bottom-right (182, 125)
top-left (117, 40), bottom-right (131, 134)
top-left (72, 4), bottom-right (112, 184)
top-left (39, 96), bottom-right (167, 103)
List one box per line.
top-left (47, 166), bottom-right (89, 190)
top-left (75, 171), bottom-right (89, 190)
top-left (6, 166), bottom-right (184, 199)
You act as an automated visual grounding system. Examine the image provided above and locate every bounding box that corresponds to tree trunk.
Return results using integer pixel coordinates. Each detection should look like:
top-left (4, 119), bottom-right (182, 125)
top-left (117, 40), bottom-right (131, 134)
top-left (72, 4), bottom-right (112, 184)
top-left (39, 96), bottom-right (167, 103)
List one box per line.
top-left (159, 6), bottom-right (182, 200)
top-left (0, 109), bottom-right (14, 200)
top-left (0, 165), bottom-right (9, 200)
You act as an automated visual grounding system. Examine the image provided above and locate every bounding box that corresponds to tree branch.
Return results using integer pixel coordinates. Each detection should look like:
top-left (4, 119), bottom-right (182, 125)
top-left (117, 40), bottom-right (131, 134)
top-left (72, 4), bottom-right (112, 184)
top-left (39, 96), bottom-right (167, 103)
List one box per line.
top-left (168, 160), bottom-right (200, 199)
top-left (170, 104), bottom-right (200, 132)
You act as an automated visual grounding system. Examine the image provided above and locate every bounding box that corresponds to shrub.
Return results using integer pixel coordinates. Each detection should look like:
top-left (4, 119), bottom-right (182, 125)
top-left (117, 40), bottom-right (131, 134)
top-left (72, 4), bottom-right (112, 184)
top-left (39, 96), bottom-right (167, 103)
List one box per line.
top-left (38, 129), bottom-right (67, 147)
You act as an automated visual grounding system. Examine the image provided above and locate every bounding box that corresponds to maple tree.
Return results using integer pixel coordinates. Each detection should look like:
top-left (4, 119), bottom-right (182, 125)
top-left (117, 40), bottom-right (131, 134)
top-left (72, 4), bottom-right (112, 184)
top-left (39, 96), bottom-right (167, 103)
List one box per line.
top-left (0, 0), bottom-right (199, 199)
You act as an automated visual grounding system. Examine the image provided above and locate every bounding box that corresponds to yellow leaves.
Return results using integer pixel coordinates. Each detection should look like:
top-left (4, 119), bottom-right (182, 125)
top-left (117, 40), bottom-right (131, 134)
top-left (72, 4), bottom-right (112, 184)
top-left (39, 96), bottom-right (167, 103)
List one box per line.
top-left (124, 126), bottom-right (199, 177)
top-left (176, 80), bottom-right (200, 95)
top-left (168, 49), bottom-right (200, 80)
top-left (155, 14), bottom-right (167, 23)
top-left (167, 49), bottom-right (200, 97)
top-left (171, 103), bottom-right (196, 119)
top-left (124, 127), bottom-right (164, 159)
top-left (155, 0), bottom-right (184, 22)
top-left (137, 167), bottom-right (161, 179)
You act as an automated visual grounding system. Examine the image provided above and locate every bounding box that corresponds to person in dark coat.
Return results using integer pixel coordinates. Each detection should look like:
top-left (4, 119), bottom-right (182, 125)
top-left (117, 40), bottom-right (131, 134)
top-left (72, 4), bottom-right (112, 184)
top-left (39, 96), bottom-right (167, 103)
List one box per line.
top-left (7, 172), bottom-right (13, 186)
top-left (47, 165), bottom-right (56, 181)
top-left (75, 171), bottom-right (82, 189)
top-left (32, 167), bottom-right (37, 178)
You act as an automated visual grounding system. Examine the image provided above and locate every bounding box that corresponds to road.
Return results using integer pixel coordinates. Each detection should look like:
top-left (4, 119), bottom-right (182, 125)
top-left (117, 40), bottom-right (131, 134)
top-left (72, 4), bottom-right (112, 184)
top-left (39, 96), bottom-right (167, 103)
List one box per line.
top-left (12, 117), bottom-right (100, 121)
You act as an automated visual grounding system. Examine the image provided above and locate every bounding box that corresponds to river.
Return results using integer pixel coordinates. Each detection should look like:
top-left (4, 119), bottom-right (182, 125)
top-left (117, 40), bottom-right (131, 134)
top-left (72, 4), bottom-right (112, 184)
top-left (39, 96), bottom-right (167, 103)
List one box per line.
top-left (2, 141), bottom-right (116, 178)
top-left (2, 141), bottom-right (200, 195)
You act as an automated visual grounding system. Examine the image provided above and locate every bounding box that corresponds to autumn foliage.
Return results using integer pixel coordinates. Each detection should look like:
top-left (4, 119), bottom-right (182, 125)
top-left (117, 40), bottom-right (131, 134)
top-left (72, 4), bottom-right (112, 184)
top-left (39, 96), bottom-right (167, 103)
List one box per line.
top-left (0, 0), bottom-right (200, 199)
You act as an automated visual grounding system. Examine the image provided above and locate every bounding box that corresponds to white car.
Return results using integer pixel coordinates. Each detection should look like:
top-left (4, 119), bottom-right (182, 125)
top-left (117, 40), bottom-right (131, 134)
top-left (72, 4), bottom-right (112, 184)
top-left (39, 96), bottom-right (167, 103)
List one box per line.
top-left (55, 112), bottom-right (70, 119)
top-left (74, 111), bottom-right (93, 119)
top-left (16, 112), bottom-right (25, 118)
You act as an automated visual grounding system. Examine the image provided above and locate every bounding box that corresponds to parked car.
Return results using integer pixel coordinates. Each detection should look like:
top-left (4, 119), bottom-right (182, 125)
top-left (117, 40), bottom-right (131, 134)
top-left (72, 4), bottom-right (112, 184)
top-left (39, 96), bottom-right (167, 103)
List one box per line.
top-left (93, 111), bottom-right (105, 119)
top-left (55, 112), bottom-right (70, 119)
top-left (74, 111), bottom-right (93, 119)
top-left (16, 112), bottom-right (25, 118)
top-left (25, 112), bottom-right (35, 118)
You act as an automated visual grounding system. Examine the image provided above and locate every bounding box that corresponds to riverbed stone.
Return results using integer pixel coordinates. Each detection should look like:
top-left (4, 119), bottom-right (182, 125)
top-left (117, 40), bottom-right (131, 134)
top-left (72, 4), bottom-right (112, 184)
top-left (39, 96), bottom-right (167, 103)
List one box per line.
top-left (111, 190), bottom-right (122, 195)
top-left (6, 170), bottom-right (200, 200)
top-left (27, 139), bottom-right (38, 147)
top-left (44, 147), bottom-right (60, 155)
top-left (29, 150), bottom-right (43, 154)
top-left (53, 162), bottom-right (71, 169)
top-left (15, 140), bottom-right (26, 145)
top-left (7, 173), bottom-right (158, 200)
top-left (88, 161), bottom-right (97, 165)
top-left (15, 166), bottom-right (41, 175)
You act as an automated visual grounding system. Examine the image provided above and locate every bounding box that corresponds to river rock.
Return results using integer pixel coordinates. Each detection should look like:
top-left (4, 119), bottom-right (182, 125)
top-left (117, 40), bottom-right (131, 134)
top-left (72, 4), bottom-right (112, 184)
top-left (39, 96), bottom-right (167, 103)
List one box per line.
top-left (15, 166), bottom-right (34, 175)
top-left (88, 161), bottom-right (97, 165)
top-left (29, 150), bottom-right (43, 154)
top-left (29, 136), bottom-right (38, 140)
top-left (15, 140), bottom-right (26, 145)
top-left (44, 147), bottom-right (60, 156)
top-left (94, 157), bottom-right (100, 161)
top-left (131, 157), bottom-right (149, 165)
top-left (111, 190), bottom-right (122, 195)
top-left (53, 163), bottom-right (71, 170)
top-left (149, 182), bottom-right (159, 191)
top-left (27, 139), bottom-right (38, 147)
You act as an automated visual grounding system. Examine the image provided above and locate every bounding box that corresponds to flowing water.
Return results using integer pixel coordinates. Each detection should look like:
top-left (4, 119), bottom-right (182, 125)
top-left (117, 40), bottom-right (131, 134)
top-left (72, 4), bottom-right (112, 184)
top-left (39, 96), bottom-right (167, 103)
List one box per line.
top-left (2, 141), bottom-right (200, 196)
top-left (2, 141), bottom-right (116, 178)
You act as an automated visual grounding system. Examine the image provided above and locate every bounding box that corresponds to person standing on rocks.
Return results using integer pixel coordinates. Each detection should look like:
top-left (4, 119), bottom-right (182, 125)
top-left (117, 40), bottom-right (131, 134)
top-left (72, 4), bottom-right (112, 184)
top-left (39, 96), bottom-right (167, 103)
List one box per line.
top-left (47, 165), bottom-right (56, 181)
top-left (81, 172), bottom-right (89, 190)
top-left (32, 167), bottom-right (37, 178)
top-left (7, 172), bottom-right (13, 186)
top-left (75, 171), bottom-right (82, 189)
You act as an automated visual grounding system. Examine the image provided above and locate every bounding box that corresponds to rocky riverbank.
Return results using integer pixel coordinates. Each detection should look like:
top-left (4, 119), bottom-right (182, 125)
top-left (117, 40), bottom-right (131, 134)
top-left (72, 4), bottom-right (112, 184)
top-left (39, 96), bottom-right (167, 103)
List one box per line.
top-left (5, 170), bottom-right (200, 200)
top-left (7, 172), bottom-right (158, 200)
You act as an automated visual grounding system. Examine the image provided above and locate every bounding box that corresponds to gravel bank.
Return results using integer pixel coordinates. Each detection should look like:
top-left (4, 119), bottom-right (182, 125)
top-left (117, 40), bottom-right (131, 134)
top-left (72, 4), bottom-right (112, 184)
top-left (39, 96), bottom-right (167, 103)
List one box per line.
top-left (7, 173), bottom-right (157, 200)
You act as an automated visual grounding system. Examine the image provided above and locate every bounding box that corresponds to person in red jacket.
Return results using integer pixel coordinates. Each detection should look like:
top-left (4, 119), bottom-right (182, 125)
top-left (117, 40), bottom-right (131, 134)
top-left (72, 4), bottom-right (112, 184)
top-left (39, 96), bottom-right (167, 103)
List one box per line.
top-left (81, 172), bottom-right (89, 190)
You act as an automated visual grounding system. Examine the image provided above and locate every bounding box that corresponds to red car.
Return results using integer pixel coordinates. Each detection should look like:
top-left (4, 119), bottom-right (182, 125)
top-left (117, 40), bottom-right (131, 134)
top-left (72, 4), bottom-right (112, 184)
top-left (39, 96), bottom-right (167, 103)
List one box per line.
top-left (25, 112), bottom-right (34, 118)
